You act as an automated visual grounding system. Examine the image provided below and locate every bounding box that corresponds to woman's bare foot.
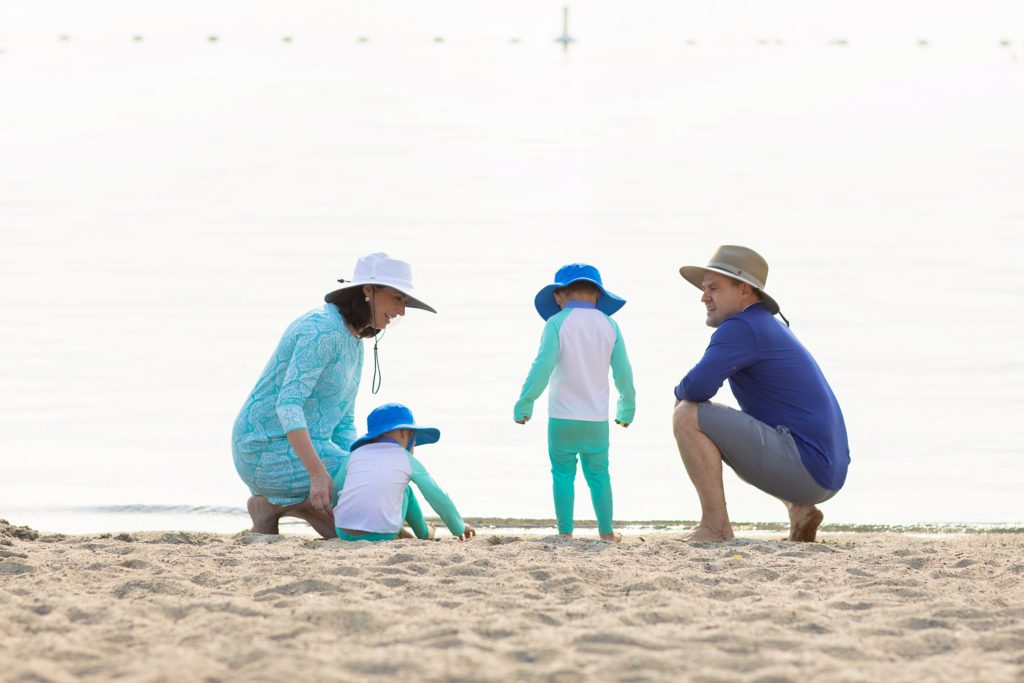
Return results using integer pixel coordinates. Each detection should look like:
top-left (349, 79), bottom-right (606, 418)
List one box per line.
top-left (788, 505), bottom-right (823, 542)
top-left (599, 532), bottom-right (622, 543)
top-left (684, 524), bottom-right (735, 542)
top-left (247, 495), bottom-right (282, 535)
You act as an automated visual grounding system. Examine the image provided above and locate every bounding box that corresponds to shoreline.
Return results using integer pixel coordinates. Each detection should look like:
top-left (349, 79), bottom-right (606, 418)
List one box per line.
top-left (4, 511), bottom-right (1022, 537)
top-left (3, 519), bottom-right (1023, 682)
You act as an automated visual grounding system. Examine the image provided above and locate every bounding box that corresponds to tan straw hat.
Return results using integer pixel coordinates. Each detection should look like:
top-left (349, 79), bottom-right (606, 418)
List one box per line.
top-left (679, 245), bottom-right (780, 315)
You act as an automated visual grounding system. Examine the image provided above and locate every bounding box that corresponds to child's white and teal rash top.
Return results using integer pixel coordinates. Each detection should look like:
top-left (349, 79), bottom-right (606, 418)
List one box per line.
top-left (232, 304), bottom-right (363, 506)
top-left (333, 441), bottom-right (466, 536)
top-left (515, 302), bottom-right (636, 423)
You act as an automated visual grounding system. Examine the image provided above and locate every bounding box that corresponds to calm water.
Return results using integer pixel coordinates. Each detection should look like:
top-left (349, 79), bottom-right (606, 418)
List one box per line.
top-left (2, 1), bottom-right (1023, 533)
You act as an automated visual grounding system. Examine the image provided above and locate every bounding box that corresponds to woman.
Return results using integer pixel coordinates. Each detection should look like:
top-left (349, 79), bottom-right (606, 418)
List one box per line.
top-left (232, 252), bottom-right (435, 538)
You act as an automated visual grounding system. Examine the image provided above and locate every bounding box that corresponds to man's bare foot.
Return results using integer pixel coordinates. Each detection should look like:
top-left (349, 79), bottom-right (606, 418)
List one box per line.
top-left (247, 495), bottom-right (282, 535)
top-left (684, 524), bottom-right (735, 542)
top-left (788, 505), bottom-right (823, 542)
top-left (599, 532), bottom-right (622, 543)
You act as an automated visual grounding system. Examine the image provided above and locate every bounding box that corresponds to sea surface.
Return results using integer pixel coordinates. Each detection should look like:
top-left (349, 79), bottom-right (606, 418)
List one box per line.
top-left (2, 1), bottom-right (1023, 533)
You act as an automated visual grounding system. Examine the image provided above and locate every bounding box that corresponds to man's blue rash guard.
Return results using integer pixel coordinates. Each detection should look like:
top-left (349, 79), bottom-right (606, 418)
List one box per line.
top-left (675, 303), bottom-right (849, 491)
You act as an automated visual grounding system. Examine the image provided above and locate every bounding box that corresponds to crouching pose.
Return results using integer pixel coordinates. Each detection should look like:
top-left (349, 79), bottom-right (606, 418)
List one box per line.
top-left (673, 245), bottom-right (849, 543)
top-left (333, 403), bottom-right (476, 542)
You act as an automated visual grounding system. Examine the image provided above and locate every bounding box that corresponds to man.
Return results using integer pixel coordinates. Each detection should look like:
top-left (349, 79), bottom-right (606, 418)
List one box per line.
top-left (672, 245), bottom-right (849, 542)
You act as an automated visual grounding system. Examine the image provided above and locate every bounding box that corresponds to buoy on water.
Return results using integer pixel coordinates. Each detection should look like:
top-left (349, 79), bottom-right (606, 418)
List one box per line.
top-left (555, 6), bottom-right (574, 46)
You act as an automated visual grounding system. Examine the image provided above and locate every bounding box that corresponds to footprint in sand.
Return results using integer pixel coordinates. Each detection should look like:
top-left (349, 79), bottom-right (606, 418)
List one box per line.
top-left (114, 580), bottom-right (192, 599)
top-left (347, 661), bottom-right (402, 676)
top-left (304, 608), bottom-right (379, 633)
top-left (0, 560), bottom-right (36, 574)
top-left (254, 579), bottom-right (339, 599)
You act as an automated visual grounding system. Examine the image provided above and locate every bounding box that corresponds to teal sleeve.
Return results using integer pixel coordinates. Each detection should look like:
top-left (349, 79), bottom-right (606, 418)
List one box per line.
top-left (276, 325), bottom-right (341, 433)
top-left (610, 321), bottom-right (637, 424)
top-left (330, 407), bottom-right (358, 450)
top-left (409, 455), bottom-right (465, 537)
top-left (402, 486), bottom-right (431, 539)
top-left (513, 318), bottom-right (561, 421)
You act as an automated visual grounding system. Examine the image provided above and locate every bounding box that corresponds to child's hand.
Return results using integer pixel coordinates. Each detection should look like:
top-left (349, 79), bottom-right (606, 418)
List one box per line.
top-left (456, 523), bottom-right (476, 541)
top-left (615, 420), bottom-right (630, 428)
top-left (515, 416), bottom-right (530, 424)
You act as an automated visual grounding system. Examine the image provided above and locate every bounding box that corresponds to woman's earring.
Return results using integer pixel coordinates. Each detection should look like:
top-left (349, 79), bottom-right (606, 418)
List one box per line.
top-left (364, 297), bottom-right (370, 302)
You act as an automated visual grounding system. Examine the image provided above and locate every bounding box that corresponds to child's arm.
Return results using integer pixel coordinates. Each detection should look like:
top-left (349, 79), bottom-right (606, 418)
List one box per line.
top-left (513, 318), bottom-right (560, 423)
top-left (402, 486), bottom-right (433, 539)
top-left (609, 321), bottom-right (636, 426)
top-left (409, 455), bottom-right (469, 539)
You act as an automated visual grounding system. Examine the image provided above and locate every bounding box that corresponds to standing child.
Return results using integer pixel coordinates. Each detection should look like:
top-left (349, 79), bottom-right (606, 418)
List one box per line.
top-left (514, 264), bottom-right (636, 542)
top-left (333, 403), bottom-right (476, 542)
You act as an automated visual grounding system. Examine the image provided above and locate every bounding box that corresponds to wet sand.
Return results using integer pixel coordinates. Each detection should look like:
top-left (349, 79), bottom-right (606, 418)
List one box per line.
top-left (2, 520), bottom-right (1022, 682)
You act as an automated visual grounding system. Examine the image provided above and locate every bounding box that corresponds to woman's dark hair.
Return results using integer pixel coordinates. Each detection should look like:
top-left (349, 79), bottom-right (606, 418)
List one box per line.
top-left (326, 286), bottom-right (380, 338)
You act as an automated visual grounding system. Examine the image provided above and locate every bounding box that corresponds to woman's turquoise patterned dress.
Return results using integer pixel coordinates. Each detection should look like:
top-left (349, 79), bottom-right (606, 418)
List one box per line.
top-left (232, 304), bottom-right (363, 506)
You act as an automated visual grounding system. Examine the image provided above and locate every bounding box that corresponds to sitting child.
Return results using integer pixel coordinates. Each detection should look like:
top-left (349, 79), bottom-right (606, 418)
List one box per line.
top-left (333, 402), bottom-right (475, 542)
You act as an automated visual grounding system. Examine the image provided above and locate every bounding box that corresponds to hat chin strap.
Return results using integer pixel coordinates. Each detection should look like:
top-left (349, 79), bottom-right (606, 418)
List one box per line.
top-left (366, 289), bottom-right (385, 395)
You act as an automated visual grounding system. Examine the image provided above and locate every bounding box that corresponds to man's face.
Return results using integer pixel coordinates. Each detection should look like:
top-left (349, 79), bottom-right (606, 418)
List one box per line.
top-left (700, 272), bottom-right (746, 327)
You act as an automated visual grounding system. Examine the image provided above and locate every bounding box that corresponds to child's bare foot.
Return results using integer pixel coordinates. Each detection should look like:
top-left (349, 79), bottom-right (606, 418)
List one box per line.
top-left (684, 524), bottom-right (735, 542)
top-left (599, 532), bottom-right (622, 543)
top-left (559, 532), bottom-right (573, 539)
top-left (247, 495), bottom-right (282, 535)
top-left (788, 505), bottom-right (823, 542)
top-left (397, 526), bottom-right (414, 539)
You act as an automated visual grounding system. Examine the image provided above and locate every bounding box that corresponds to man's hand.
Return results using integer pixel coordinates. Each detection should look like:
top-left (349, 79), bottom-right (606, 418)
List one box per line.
top-left (456, 523), bottom-right (476, 541)
top-left (515, 416), bottom-right (530, 425)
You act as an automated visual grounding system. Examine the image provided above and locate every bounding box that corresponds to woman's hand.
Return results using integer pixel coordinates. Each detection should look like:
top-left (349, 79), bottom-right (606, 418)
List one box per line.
top-left (456, 523), bottom-right (476, 541)
top-left (309, 470), bottom-right (334, 519)
top-left (286, 428), bottom-right (335, 519)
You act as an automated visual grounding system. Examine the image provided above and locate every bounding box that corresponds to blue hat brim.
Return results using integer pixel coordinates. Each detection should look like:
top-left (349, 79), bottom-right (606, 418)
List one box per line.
top-left (351, 425), bottom-right (440, 452)
top-left (533, 278), bottom-right (626, 321)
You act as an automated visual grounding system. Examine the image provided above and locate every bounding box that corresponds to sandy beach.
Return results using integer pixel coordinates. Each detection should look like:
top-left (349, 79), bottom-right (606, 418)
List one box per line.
top-left (2, 519), bottom-right (1022, 683)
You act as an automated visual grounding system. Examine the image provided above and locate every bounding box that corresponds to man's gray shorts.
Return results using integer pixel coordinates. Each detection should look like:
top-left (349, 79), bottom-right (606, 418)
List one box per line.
top-left (697, 403), bottom-right (837, 506)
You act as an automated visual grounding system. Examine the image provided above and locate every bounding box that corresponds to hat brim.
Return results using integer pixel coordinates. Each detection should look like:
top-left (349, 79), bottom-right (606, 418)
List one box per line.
top-left (350, 425), bottom-right (440, 452)
top-left (534, 278), bottom-right (626, 321)
top-left (679, 266), bottom-right (780, 315)
top-left (325, 280), bottom-right (437, 314)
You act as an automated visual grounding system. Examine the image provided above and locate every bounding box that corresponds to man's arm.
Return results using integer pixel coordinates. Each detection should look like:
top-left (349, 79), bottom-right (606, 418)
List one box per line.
top-left (675, 319), bottom-right (758, 402)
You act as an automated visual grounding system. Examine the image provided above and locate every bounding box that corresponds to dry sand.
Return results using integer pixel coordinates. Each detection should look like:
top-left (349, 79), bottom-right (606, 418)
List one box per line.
top-left (1, 519), bottom-right (1022, 683)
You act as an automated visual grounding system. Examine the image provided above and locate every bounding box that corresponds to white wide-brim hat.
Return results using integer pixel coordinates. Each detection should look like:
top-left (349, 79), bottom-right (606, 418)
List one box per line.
top-left (325, 252), bottom-right (436, 313)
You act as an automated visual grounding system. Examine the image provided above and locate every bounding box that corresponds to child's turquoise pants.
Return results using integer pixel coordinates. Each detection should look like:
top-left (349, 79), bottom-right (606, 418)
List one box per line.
top-left (548, 418), bottom-right (613, 535)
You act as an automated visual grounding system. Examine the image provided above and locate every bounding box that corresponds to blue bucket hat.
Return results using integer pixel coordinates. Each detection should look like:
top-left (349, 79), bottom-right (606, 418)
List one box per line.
top-left (351, 403), bottom-right (440, 452)
top-left (534, 263), bottom-right (626, 321)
